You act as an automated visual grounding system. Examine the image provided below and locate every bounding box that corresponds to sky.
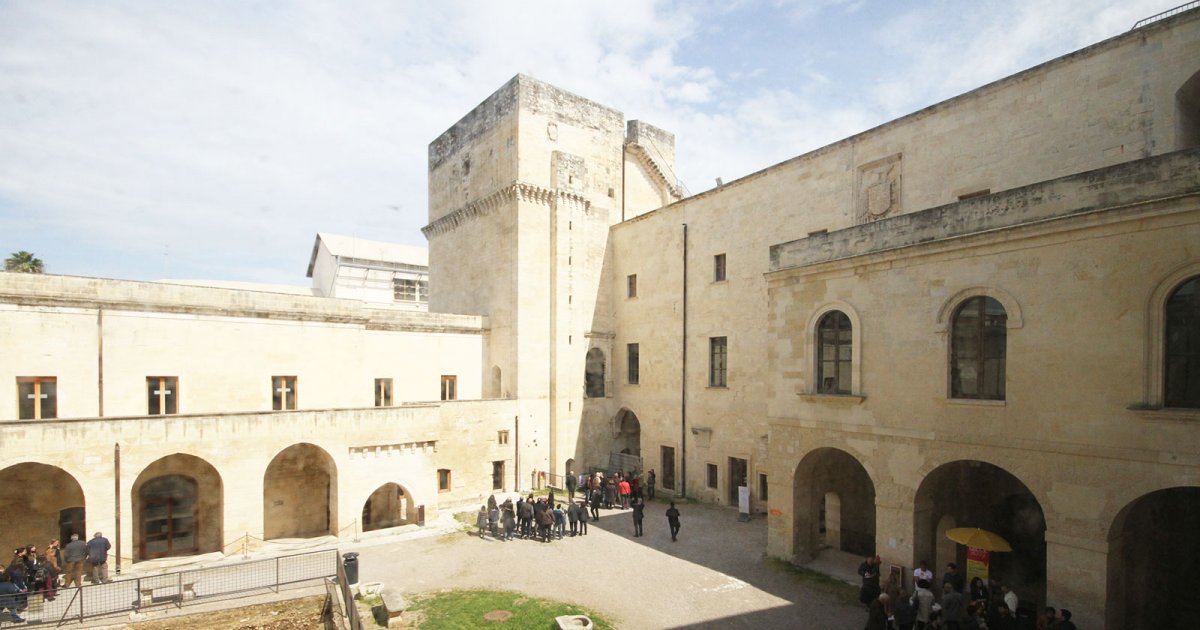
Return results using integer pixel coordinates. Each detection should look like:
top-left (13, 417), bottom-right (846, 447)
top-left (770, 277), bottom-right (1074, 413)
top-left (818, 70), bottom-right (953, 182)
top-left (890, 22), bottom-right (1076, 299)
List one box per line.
top-left (0, 0), bottom-right (1175, 285)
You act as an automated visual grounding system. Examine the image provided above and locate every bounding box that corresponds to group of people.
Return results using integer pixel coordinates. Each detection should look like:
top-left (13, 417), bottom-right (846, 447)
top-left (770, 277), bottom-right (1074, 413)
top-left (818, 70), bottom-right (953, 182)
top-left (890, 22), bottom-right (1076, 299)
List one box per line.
top-left (861, 558), bottom-right (1076, 630)
top-left (0, 532), bottom-right (111, 623)
top-left (474, 468), bottom-right (683, 544)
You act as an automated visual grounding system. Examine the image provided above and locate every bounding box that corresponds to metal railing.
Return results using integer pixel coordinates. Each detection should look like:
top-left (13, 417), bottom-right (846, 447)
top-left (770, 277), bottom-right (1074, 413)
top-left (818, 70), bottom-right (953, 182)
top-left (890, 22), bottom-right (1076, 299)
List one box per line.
top-left (0, 549), bottom-right (338, 628)
top-left (1132, 1), bottom-right (1199, 29)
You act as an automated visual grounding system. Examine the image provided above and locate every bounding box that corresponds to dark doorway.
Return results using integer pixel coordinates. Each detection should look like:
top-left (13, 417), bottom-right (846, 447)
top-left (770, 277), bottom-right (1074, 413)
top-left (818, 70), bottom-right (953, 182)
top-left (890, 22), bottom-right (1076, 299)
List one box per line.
top-left (59, 507), bottom-right (85, 545)
top-left (1107, 487), bottom-right (1200, 629)
top-left (792, 448), bottom-right (876, 559)
top-left (728, 457), bottom-right (748, 506)
top-left (661, 446), bottom-right (676, 491)
top-left (139, 475), bottom-right (198, 559)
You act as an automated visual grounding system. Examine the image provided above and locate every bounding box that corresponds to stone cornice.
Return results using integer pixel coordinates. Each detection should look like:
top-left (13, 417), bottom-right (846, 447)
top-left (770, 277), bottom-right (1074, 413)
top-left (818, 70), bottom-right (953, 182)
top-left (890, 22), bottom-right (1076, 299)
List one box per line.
top-left (626, 142), bottom-right (683, 200)
top-left (422, 181), bottom-right (590, 238)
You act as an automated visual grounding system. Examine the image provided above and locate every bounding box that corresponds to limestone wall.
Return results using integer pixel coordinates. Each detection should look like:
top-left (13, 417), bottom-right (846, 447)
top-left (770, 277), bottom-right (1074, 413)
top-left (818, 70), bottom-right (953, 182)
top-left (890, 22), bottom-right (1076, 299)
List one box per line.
top-left (0, 274), bottom-right (488, 420)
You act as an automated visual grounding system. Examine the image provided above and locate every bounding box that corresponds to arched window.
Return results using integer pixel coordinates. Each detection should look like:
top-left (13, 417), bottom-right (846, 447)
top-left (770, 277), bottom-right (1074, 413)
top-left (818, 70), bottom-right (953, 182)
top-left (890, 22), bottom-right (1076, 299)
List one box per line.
top-left (1165, 276), bottom-right (1200, 408)
top-left (951, 296), bottom-right (1007, 399)
top-left (817, 311), bottom-right (852, 394)
top-left (585, 348), bottom-right (606, 398)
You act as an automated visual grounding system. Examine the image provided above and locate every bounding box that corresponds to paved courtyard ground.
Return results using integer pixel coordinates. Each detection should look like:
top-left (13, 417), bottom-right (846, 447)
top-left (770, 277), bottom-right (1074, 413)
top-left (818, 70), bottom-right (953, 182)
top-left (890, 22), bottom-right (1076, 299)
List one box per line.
top-left (355, 498), bottom-right (863, 629)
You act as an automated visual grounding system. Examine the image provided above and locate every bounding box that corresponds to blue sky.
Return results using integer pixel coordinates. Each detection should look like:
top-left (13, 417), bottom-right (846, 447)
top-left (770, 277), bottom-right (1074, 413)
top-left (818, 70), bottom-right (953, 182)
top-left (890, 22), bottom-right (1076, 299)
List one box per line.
top-left (0, 0), bottom-right (1172, 284)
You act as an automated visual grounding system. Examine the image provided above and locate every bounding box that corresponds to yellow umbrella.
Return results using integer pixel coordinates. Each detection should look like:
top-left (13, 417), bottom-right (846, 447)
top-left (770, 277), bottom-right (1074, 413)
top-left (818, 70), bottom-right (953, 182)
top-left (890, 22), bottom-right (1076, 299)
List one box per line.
top-left (945, 527), bottom-right (1012, 552)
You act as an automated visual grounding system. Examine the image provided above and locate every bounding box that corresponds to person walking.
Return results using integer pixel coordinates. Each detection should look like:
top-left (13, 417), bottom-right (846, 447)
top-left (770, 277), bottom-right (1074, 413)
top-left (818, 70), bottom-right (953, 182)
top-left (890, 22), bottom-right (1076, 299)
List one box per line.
top-left (589, 487), bottom-right (601, 521)
top-left (86, 532), bottom-right (111, 584)
top-left (61, 534), bottom-right (85, 588)
top-left (665, 501), bottom-right (681, 541)
top-left (632, 497), bottom-right (645, 537)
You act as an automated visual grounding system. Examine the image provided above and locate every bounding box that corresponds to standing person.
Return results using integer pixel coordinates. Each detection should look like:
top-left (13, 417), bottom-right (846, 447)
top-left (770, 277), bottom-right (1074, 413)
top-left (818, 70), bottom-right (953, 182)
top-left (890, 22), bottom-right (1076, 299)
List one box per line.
top-left (858, 555), bottom-right (881, 606)
top-left (913, 579), bottom-right (935, 630)
top-left (0, 573), bottom-right (24, 624)
top-left (476, 505), bottom-right (490, 538)
top-left (646, 469), bottom-right (656, 500)
top-left (1054, 609), bottom-right (1075, 630)
top-left (893, 588), bottom-right (916, 630)
top-left (86, 532), bottom-right (111, 584)
top-left (488, 503), bottom-right (500, 538)
top-left (1001, 584), bottom-right (1018, 616)
top-left (565, 470), bottom-right (577, 502)
top-left (618, 476), bottom-right (631, 509)
top-left (942, 562), bottom-right (965, 594)
top-left (665, 501), bottom-right (681, 541)
top-left (502, 505), bottom-right (516, 541)
top-left (577, 500), bottom-right (589, 535)
top-left (913, 559), bottom-right (933, 585)
top-left (566, 499), bottom-right (579, 536)
top-left (865, 593), bottom-right (890, 630)
top-left (631, 497), bottom-right (645, 537)
top-left (553, 503), bottom-right (566, 539)
top-left (43, 540), bottom-right (60, 600)
top-left (941, 582), bottom-right (966, 630)
top-left (61, 534), bottom-right (86, 588)
top-left (589, 487), bottom-right (601, 521)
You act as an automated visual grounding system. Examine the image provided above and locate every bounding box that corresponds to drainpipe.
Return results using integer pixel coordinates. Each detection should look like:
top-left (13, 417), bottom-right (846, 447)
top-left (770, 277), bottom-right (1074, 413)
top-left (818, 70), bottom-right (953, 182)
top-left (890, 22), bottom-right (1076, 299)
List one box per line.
top-left (97, 309), bottom-right (104, 417)
top-left (514, 415), bottom-right (520, 493)
top-left (114, 442), bottom-right (121, 575)
top-left (680, 223), bottom-right (688, 499)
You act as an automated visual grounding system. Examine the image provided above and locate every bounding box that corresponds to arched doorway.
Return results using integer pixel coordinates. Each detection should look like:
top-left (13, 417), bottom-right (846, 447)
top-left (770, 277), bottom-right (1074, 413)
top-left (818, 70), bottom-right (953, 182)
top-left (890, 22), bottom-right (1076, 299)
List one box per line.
top-left (792, 448), bottom-right (875, 560)
top-left (613, 408), bottom-right (641, 457)
top-left (1107, 487), bottom-right (1200, 629)
top-left (0, 463), bottom-right (85, 555)
top-left (361, 483), bottom-right (416, 532)
top-left (263, 443), bottom-right (337, 539)
top-left (914, 461), bottom-right (1045, 609)
top-left (132, 453), bottom-right (223, 561)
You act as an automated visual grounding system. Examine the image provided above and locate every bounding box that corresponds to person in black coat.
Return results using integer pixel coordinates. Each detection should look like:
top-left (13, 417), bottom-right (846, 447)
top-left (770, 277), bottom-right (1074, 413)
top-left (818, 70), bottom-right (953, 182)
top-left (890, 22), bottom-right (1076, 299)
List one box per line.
top-left (566, 499), bottom-right (580, 536)
top-left (632, 498), bottom-right (645, 537)
top-left (576, 500), bottom-right (589, 535)
top-left (565, 470), bottom-right (577, 501)
top-left (665, 502), bottom-right (681, 541)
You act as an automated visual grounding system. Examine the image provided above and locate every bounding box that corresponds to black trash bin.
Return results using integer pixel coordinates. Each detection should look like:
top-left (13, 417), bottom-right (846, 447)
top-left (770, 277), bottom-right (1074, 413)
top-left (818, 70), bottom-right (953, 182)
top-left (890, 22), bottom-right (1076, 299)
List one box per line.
top-left (343, 552), bottom-right (359, 585)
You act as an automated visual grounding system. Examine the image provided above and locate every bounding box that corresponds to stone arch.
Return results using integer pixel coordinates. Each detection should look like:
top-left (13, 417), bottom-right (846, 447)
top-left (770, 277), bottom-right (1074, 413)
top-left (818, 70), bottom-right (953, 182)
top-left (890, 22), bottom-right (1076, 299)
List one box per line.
top-left (1142, 261), bottom-right (1200, 408)
top-left (0, 462), bottom-right (85, 556)
top-left (1177, 69), bottom-right (1200, 150)
top-left (585, 348), bottom-right (606, 398)
top-left (132, 453), bottom-right (223, 561)
top-left (1106, 486), bottom-right (1200, 629)
top-left (792, 447), bottom-right (876, 560)
top-left (613, 408), bottom-right (641, 457)
top-left (805, 300), bottom-right (864, 395)
top-left (935, 285), bottom-right (1024, 331)
top-left (263, 443), bottom-right (337, 540)
top-left (914, 460), bottom-right (1046, 609)
top-left (360, 482), bottom-right (416, 532)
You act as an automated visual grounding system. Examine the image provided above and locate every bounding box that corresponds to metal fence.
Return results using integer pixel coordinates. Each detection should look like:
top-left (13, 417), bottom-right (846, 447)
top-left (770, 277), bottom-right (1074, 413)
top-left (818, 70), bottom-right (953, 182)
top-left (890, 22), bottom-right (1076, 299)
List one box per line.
top-left (0, 549), bottom-right (338, 628)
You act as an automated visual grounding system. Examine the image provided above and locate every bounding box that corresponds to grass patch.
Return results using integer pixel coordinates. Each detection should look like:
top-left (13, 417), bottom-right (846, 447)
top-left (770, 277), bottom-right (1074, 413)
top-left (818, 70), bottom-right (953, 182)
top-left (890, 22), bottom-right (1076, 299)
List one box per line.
top-left (765, 556), bottom-right (860, 607)
top-left (401, 589), bottom-right (614, 629)
top-left (453, 510), bottom-right (479, 528)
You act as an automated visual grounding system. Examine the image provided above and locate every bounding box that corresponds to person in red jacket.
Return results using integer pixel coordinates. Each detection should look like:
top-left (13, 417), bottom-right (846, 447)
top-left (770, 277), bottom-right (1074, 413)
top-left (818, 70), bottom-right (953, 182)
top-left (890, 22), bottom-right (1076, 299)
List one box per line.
top-left (618, 477), bottom-right (631, 509)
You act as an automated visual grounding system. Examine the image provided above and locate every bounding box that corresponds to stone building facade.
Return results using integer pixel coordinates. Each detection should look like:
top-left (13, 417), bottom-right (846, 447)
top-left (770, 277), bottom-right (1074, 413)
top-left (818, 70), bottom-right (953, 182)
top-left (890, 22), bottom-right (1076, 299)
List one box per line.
top-left (3, 8), bottom-right (1199, 628)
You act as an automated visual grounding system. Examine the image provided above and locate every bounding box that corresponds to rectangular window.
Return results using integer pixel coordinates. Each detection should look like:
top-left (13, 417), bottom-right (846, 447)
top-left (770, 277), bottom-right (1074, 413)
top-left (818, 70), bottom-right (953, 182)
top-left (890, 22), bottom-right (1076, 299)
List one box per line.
top-left (706, 463), bottom-right (718, 489)
top-left (146, 376), bottom-right (178, 415)
top-left (374, 378), bottom-right (393, 407)
top-left (492, 461), bottom-right (505, 491)
top-left (627, 274), bottom-right (637, 298)
top-left (714, 253), bottom-right (726, 282)
top-left (498, 430), bottom-right (510, 445)
top-left (709, 336), bottom-right (728, 387)
top-left (661, 446), bottom-right (676, 490)
top-left (272, 376), bottom-right (297, 410)
top-left (759, 473), bottom-right (769, 502)
top-left (437, 469), bottom-right (452, 492)
top-left (440, 375), bottom-right (457, 401)
top-left (17, 377), bottom-right (57, 420)
top-left (393, 278), bottom-right (417, 302)
top-left (627, 343), bottom-right (640, 385)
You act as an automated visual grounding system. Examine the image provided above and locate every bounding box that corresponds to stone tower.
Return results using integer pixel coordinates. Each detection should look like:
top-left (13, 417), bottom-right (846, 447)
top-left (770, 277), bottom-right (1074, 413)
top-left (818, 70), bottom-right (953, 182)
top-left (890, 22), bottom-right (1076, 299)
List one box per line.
top-left (423, 74), bottom-right (679, 483)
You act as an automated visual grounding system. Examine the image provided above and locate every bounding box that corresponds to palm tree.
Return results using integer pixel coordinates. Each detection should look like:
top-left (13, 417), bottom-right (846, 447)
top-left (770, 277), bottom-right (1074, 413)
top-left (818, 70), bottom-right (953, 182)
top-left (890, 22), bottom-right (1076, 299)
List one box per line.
top-left (4, 251), bottom-right (44, 273)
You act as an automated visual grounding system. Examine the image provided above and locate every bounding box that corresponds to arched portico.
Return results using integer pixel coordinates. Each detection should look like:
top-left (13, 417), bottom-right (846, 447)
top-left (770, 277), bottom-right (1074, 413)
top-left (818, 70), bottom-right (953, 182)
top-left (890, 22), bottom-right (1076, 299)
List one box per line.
top-left (914, 460), bottom-right (1046, 609)
top-left (792, 448), bottom-right (876, 560)
top-left (132, 453), bottom-right (223, 561)
top-left (263, 443), bottom-right (337, 539)
top-left (613, 408), bottom-right (641, 457)
top-left (0, 462), bottom-right (85, 555)
top-left (1106, 486), bottom-right (1200, 629)
top-left (361, 483), bottom-right (416, 532)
